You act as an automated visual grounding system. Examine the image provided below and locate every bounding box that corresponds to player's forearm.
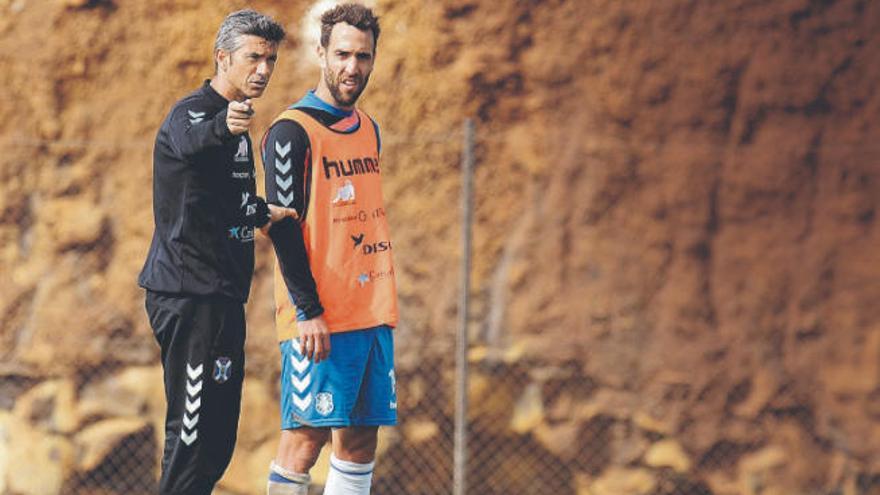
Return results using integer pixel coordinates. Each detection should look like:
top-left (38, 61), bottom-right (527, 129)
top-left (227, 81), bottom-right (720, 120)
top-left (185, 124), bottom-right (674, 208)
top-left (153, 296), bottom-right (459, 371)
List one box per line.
top-left (268, 219), bottom-right (324, 319)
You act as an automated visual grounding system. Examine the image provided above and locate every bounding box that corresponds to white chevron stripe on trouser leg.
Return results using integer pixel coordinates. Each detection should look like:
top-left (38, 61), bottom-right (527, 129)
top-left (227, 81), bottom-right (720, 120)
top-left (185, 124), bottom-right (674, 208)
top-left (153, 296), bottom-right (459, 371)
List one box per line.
top-left (181, 361), bottom-right (202, 446)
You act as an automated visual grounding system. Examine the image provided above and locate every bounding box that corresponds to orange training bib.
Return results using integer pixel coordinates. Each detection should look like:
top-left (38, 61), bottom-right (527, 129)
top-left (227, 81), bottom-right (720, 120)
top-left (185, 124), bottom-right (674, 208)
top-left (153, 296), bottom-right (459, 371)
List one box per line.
top-left (271, 108), bottom-right (398, 341)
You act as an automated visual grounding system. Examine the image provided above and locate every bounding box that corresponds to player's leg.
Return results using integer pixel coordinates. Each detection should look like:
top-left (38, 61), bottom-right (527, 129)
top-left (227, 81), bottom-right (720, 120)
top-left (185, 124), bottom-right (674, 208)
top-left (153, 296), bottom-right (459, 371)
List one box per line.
top-left (198, 296), bottom-right (247, 489)
top-left (146, 292), bottom-right (246, 495)
top-left (268, 334), bottom-right (366, 494)
top-left (323, 325), bottom-right (397, 495)
top-left (323, 426), bottom-right (378, 495)
top-left (145, 291), bottom-right (190, 492)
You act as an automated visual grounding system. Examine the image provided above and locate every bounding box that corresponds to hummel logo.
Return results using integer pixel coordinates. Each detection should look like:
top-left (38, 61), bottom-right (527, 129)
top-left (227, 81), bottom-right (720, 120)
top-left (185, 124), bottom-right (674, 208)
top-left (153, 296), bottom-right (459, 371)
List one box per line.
top-left (351, 233), bottom-right (365, 249)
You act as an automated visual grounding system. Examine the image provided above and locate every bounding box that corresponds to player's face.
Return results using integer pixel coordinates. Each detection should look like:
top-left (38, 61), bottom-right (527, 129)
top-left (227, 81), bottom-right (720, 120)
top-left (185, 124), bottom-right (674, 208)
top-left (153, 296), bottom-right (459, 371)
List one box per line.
top-left (217, 35), bottom-right (279, 100)
top-left (318, 23), bottom-right (375, 109)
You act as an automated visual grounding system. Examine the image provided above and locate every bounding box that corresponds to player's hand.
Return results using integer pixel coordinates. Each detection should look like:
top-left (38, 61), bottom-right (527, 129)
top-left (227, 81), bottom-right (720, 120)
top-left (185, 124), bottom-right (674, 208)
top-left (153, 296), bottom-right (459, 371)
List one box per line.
top-left (298, 316), bottom-right (331, 363)
top-left (227, 99), bottom-right (254, 135)
top-left (260, 205), bottom-right (298, 235)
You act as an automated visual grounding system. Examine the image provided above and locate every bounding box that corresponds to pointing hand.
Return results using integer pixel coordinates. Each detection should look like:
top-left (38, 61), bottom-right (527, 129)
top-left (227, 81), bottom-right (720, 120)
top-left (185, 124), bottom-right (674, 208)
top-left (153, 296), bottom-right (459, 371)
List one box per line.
top-left (227, 99), bottom-right (254, 135)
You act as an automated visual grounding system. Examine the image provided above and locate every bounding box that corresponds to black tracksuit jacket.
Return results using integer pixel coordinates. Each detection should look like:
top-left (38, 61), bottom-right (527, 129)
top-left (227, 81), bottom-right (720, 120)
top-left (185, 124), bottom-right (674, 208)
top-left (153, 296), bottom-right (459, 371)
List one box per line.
top-left (139, 81), bottom-right (268, 302)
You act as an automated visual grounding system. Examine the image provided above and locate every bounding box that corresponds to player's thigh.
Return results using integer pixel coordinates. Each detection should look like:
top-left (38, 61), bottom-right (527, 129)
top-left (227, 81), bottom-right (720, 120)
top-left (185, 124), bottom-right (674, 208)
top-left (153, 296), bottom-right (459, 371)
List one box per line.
top-left (350, 326), bottom-right (397, 424)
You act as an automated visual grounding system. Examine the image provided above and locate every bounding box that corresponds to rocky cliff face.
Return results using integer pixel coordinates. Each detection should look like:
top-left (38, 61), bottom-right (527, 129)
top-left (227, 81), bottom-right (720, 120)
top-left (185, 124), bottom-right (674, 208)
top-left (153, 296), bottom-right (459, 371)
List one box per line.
top-left (0, 0), bottom-right (878, 494)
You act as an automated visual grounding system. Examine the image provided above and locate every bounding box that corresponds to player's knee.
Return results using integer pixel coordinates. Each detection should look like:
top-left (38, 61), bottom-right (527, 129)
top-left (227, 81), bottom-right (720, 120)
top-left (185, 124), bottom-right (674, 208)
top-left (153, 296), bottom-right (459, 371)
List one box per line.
top-left (299, 432), bottom-right (329, 463)
top-left (297, 440), bottom-right (324, 466)
top-left (279, 429), bottom-right (328, 472)
top-left (335, 428), bottom-right (378, 463)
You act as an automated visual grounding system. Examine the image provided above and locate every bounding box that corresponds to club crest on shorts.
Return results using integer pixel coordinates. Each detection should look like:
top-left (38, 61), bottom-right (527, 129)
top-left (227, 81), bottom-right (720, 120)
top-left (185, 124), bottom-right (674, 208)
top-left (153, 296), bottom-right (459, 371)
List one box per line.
top-left (213, 357), bottom-right (232, 383)
top-left (315, 392), bottom-right (334, 416)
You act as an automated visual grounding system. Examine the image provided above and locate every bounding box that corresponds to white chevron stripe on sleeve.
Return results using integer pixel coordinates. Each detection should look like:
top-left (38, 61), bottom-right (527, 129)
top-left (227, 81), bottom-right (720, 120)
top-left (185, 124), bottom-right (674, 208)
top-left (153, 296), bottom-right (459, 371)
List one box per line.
top-left (276, 175), bottom-right (292, 190)
top-left (275, 141), bottom-right (291, 158)
top-left (278, 191), bottom-right (294, 206)
top-left (275, 158), bottom-right (291, 174)
top-left (188, 110), bottom-right (206, 118)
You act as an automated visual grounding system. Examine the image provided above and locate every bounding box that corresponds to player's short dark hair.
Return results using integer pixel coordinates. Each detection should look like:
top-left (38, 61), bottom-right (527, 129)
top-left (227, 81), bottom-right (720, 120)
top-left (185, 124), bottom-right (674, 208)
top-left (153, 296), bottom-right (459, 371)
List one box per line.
top-left (215, 9), bottom-right (286, 55)
top-left (320, 3), bottom-right (380, 51)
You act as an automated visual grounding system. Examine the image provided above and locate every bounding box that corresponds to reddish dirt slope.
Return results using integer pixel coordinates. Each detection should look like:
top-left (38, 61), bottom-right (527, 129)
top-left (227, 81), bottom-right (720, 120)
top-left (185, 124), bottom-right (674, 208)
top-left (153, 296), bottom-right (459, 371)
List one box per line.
top-left (0, 0), bottom-right (878, 493)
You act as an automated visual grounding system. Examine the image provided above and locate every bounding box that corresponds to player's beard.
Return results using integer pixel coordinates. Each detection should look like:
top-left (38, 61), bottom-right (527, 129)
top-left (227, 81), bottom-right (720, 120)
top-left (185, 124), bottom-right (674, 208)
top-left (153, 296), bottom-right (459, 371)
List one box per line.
top-left (325, 67), bottom-right (370, 108)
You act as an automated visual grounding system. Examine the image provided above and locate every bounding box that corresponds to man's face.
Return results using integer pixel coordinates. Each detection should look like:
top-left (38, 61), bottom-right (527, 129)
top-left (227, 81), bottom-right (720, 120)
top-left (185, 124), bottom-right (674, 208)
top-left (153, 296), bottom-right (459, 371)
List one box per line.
top-left (217, 34), bottom-right (279, 100)
top-left (318, 23), bottom-right (376, 108)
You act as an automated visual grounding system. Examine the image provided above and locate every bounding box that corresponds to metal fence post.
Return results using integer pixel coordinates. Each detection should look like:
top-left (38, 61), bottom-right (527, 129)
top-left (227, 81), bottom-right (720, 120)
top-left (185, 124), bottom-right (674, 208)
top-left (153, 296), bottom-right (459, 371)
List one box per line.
top-left (454, 119), bottom-right (475, 495)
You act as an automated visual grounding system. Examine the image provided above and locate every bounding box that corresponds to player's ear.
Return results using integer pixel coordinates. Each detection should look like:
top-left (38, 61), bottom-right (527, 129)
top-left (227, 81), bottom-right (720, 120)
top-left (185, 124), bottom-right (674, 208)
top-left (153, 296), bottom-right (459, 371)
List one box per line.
top-left (216, 49), bottom-right (230, 73)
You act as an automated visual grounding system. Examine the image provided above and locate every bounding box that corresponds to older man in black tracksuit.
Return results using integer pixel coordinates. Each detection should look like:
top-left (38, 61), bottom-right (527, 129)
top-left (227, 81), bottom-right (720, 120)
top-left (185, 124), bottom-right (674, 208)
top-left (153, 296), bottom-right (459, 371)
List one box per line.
top-left (138, 10), bottom-right (295, 495)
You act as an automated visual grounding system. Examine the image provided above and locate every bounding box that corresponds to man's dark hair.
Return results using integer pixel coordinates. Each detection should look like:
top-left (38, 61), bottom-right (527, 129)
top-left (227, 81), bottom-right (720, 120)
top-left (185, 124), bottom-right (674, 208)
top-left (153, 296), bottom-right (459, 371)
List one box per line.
top-left (215, 9), bottom-right (286, 56)
top-left (320, 3), bottom-right (380, 50)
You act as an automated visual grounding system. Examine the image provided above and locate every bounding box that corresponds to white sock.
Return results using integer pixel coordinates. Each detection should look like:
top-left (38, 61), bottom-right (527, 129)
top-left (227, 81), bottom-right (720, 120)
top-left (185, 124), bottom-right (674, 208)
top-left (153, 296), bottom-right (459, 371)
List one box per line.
top-left (322, 453), bottom-right (374, 495)
top-left (268, 461), bottom-right (310, 495)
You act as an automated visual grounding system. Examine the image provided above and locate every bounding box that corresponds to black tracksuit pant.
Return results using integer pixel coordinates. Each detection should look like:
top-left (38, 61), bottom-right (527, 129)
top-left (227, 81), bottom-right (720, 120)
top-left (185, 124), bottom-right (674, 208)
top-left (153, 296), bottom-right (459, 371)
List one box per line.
top-left (145, 291), bottom-right (246, 495)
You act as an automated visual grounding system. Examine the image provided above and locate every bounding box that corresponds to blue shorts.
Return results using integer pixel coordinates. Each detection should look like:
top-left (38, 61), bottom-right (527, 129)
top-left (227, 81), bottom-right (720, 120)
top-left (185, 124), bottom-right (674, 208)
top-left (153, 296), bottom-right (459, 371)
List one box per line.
top-left (279, 325), bottom-right (397, 429)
